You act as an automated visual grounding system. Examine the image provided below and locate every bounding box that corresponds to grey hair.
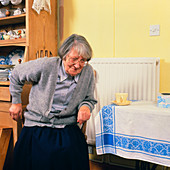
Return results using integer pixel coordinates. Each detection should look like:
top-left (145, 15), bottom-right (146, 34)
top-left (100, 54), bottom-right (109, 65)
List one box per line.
top-left (58, 34), bottom-right (93, 61)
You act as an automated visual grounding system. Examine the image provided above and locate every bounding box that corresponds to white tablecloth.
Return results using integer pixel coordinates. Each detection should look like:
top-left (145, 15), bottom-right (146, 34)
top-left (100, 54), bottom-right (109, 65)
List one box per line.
top-left (95, 101), bottom-right (170, 167)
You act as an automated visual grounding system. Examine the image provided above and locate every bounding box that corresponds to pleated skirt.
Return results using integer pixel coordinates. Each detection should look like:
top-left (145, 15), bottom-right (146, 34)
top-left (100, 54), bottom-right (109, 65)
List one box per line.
top-left (12, 125), bottom-right (90, 170)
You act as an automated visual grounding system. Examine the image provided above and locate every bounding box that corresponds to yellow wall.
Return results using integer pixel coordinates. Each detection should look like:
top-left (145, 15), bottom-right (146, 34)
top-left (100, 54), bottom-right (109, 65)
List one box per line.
top-left (61, 0), bottom-right (170, 93)
top-left (59, 0), bottom-right (114, 58)
top-left (115, 0), bottom-right (170, 93)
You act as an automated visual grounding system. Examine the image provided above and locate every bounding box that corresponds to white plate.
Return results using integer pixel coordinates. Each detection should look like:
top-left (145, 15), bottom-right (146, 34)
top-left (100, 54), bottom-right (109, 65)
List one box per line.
top-left (8, 49), bottom-right (24, 66)
top-left (0, 74), bottom-right (8, 78)
top-left (0, 70), bottom-right (8, 74)
top-left (0, 70), bottom-right (9, 78)
top-left (112, 100), bottom-right (131, 106)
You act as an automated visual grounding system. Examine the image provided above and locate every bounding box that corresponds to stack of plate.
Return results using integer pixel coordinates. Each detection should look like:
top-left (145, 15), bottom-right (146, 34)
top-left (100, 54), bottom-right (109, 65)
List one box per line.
top-left (0, 65), bottom-right (14, 81)
top-left (0, 69), bottom-right (9, 81)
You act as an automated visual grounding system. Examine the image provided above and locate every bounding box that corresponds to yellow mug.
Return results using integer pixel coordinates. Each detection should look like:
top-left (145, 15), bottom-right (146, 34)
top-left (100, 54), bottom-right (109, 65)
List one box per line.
top-left (115, 93), bottom-right (128, 103)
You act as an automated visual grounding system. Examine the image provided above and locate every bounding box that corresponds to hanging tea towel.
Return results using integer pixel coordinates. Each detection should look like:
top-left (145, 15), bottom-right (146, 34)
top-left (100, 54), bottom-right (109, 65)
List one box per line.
top-left (32, 0), bottom-right (51, 14)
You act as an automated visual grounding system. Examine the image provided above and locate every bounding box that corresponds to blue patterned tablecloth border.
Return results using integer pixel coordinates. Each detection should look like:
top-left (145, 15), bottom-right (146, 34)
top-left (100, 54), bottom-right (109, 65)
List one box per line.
top-left (96, 133), bottom-right (170, 159)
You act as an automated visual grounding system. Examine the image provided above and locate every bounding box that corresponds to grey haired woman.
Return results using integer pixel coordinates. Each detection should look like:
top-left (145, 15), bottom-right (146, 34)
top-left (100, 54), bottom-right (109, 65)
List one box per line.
top-left (9, 34), bottom-right (97, 170)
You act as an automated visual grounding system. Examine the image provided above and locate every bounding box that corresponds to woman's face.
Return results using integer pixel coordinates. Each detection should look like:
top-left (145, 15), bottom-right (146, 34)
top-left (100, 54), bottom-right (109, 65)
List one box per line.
top-left (63, 48), bottom-right (87, 76)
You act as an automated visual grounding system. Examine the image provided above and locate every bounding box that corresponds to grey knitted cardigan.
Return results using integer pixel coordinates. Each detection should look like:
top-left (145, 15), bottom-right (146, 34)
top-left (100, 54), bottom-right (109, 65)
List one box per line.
top-left (9, 57), bottom-right (97, 127)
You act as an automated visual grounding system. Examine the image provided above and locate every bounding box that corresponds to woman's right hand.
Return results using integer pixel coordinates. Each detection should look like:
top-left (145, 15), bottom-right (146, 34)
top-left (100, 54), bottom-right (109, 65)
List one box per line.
top-left (9, 103), bottom-right (22, 121)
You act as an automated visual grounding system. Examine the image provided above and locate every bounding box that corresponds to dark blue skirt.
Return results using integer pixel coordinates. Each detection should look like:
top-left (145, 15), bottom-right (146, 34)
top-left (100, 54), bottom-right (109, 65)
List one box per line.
top-left (12, 125), bottom-right (89, 170)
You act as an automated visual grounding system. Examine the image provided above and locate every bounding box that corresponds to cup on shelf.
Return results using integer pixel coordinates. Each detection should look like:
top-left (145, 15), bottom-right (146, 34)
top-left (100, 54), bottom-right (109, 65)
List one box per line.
top-left (3, 34), bottom-right (10, 40)
top-left (13, 8), bottom-right (22, 16)
top-left (23, 8), bottom-right (26, 13)
top-left (0, 9), bottom-right (6, 18)
top-left (5, 9), bottom-right (10, 16)
top-left (115, 93), bottom-right (128, 103)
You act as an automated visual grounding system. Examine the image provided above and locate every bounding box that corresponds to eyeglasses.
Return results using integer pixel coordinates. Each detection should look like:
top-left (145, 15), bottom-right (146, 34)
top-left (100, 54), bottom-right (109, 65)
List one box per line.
top-left (68, 56), bottom-right (87, 66)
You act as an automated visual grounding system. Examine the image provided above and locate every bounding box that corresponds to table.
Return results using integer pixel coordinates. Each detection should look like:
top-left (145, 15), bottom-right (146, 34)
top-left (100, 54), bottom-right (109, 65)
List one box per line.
top-left (95, 101), bottom-right (170, 167)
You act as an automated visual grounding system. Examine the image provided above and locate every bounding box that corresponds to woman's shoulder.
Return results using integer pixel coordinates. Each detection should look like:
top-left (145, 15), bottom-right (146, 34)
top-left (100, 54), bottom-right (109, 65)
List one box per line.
top-left (38, 56), bottom-right (60, 63)
top-left (30, 56), bottom-right (61, 67)
top-left (80, 63), bottom-right (95, 79)
top-left (84, 63), bottom-right (94, 73)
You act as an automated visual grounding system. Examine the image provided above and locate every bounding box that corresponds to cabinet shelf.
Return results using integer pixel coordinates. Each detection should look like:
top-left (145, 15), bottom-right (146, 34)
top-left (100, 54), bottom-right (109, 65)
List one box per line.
top-left (0, 14), bottom-right (26, 26)
top-left (0, 81), bottom-right (10, 85)
top-left (0, 38), bottom-right (26, 46)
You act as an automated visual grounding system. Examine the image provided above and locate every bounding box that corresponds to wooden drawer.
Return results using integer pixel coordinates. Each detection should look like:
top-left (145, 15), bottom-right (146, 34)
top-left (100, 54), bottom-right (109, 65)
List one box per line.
top-left (0, 87), bottom-right (11, 102)
top-left (0, 102), bottom-right (11, 112)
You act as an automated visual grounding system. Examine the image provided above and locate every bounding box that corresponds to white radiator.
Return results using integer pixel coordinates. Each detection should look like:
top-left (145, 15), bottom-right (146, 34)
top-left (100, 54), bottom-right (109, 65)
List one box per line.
top-left (86, 57), bottom-right (160, 145)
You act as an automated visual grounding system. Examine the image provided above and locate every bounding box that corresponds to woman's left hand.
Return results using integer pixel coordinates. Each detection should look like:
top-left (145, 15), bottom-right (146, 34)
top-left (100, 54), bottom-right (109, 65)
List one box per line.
top-left (77, 106), bottom-right (91, 125)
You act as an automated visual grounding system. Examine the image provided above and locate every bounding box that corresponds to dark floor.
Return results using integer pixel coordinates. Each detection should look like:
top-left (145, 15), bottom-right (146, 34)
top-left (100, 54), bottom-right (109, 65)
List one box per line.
top-left (90, 160), bottom-right (134, 170)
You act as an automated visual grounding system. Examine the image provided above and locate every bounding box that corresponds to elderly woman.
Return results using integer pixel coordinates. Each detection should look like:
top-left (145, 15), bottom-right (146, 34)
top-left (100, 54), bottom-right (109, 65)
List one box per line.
top-left (9, 34), bottom-right (97, 170)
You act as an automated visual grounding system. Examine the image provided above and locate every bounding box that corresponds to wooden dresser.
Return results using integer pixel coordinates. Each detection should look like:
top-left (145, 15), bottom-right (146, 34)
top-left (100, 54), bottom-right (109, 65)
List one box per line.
top-left (0, 0), bottom-right (58, 145)
top-left (0, 81), bottom-right (31, 145)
